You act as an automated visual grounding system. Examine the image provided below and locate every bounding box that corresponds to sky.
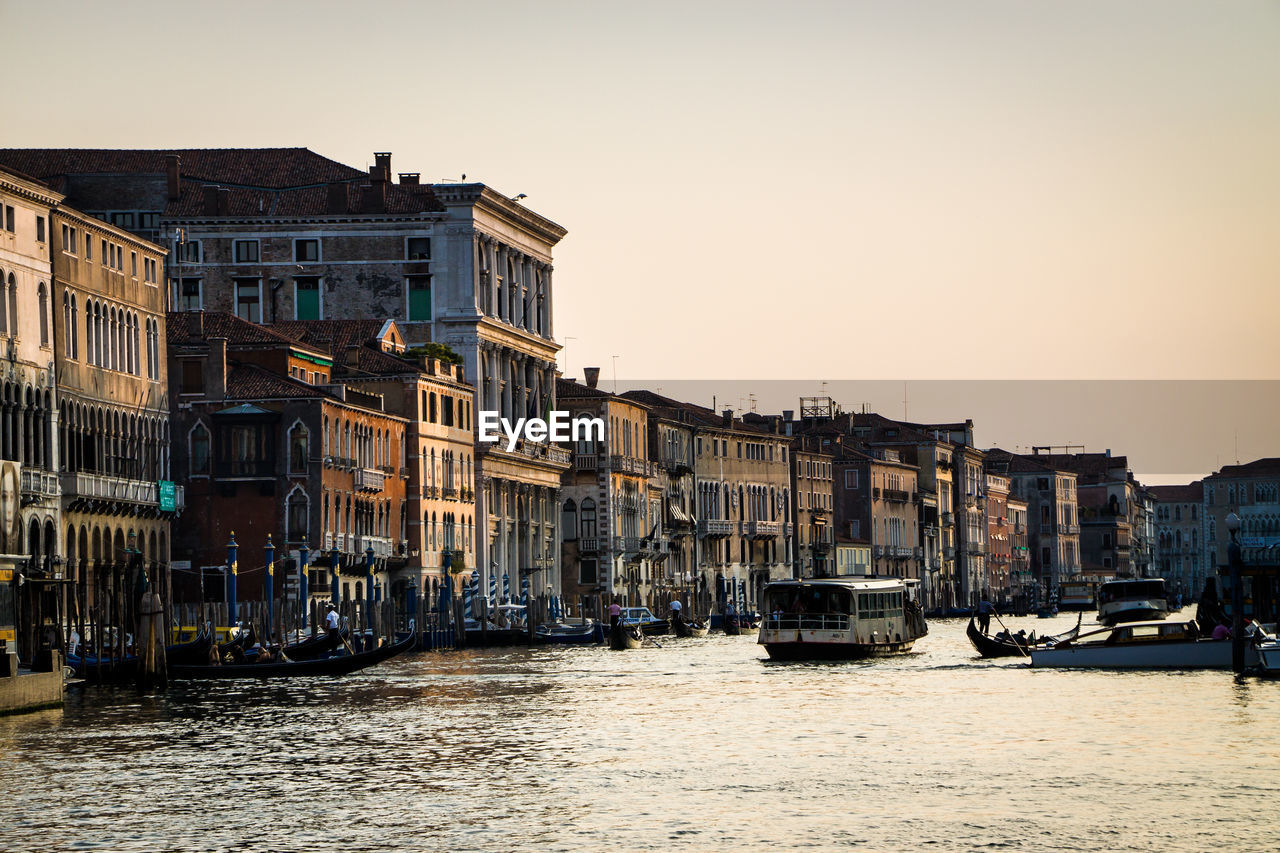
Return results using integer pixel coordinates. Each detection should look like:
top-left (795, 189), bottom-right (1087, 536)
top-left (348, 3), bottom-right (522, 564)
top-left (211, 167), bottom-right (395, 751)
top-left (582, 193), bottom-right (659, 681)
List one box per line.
top-left (2, 0), bottom-right (1277, 477)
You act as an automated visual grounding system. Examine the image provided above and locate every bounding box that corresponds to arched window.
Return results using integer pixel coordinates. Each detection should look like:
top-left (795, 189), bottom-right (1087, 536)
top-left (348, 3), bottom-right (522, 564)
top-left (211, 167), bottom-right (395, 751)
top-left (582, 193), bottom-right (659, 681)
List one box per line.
top-left (288, 422), bottom-right (309, 474)
top-left (0, 270), bottom-right (8, 335)
top-left (189, 421), bottom-right (211, 475)
top-left (6, 274), bottom-right (15, 338)
top-left (580, 498), bottom-right (597, 539)
top-left (63, 291), bottom-right (72, 356)
top-left (562, 499), bottom-right (578, 540)
top-left (287, 487), bottom-right (309, 543)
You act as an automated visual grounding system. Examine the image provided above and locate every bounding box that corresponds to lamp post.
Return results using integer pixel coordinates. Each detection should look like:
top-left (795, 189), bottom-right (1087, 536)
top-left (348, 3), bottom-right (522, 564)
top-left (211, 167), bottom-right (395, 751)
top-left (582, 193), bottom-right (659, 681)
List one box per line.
top-left (1226, 512), bottom-right (1245, 673)
top-left (330, 547), bottom-right (341, 611)
top-left (226, 532), bottom-right (239, 626)
top-left (264, 534), bottom-right (275, 643)
top-left (364, 544), bottom-right (375, 636)
top-left (298, 543), bottom-right (310, 630)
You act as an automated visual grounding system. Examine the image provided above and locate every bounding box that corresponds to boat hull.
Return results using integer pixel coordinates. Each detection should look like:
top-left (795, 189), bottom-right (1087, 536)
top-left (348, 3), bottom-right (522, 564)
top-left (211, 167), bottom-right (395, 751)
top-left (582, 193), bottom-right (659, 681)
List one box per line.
top-left (1032, 639), bottom-right (1256, 669)
top-left (1098, 599), bottom-right (1169, 626)
top-left (762, 638), bottom-right (915, 660)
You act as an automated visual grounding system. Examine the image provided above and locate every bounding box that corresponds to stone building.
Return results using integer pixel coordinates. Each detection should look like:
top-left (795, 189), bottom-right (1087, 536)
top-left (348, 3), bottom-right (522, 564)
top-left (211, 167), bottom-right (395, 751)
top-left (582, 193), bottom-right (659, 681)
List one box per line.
top-left (790, 439), bottom-right (835, 578)
top-left (0, 148), bottom-right (569, 608)
top-left (985, 450), bottom-right (1081, 605)
top-left (984, 473), bottom-right (1011, 603)
top-left (1203, 458), bottom-right (1280, 569)
top-left (832, 447), bottom-right (923, 582)
top-left (0, 167), bottom-right (61, 661)
top-left (269, 319), bottom-right (478, 600)
top-left (166, 312), bottom-right (407, 619)
top-left (1149, 481), bottom-right (1205, 601)
top-left (52, 202), bottom-right (175, 647)
top-left (1007, 495), bottom-right (1031, 606)
top-left (558, 377), bottom-right (662, 613)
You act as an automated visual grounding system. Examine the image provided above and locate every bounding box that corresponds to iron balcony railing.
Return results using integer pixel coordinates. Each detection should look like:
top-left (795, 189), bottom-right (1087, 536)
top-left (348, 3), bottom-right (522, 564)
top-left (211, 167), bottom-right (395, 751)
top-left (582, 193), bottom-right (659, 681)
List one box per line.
top-left (355, 467), bottom-right (386, 492)
top-left (21, 469), bottom-right (61, 500)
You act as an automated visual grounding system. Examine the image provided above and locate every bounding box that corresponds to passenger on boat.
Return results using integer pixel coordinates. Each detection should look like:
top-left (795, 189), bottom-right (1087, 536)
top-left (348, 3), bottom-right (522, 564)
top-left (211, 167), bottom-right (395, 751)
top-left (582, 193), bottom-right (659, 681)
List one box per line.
top-left (1212, 621), bottom-right (1231, 641)
top-left (257, 645), bottom-right (275, 664)
top-left (207, 643), bottom-right (221, 666)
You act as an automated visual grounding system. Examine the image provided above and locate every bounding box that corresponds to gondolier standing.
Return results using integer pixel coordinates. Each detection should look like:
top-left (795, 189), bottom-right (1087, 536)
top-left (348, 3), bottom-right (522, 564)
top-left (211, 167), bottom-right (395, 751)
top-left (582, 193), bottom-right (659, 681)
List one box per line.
top-left (325, 604), bottom-right (340, 638)
top-left (977, 598), bottom-right (994, 634)
top-left (608, 599), bottom-right (622, 630)
top-left (670, 598), bottom-right (683, 625)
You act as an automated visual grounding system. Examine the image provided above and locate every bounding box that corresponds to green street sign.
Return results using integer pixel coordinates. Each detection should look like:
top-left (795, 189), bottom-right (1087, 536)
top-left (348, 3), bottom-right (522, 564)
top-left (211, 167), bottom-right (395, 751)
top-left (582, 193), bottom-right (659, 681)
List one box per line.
top-left (158, 480), bottom-right (176, 512)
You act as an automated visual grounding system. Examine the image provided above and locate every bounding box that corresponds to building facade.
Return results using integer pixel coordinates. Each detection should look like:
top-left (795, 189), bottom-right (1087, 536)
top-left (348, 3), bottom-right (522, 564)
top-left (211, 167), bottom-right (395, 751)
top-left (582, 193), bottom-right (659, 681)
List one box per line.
top-left (1149, 481), bottom-right (1205, 601)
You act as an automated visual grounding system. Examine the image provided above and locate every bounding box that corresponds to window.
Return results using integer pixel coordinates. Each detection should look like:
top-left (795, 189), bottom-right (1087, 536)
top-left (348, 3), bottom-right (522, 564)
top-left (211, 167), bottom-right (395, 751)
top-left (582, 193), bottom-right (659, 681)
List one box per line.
top-left (85, 236), bottom-right (93, 261)
top-left (844, 469), bottom-right (858, 490)
top-left (579, 558), bottom-right (598, 586)
top-left (36, 216), bottom-right (45, 242)
top-left (294, 238), bottom-right (319, 262)
top-left (139, 213), bottom-right (161, 230)
top-left (37, 283), bottom-right (49, 347)
top-left (130, 252), bottom-right (138, 277)
top-left (295, 277), bottom-right (321, 320)
top-left (176, 278), bottom-right (202, 311)
top-left (110, 212), bottom-right (135, 229)
top-left (233, 240), bottom-right (259, 263)
top-left (234, 279), bottom-right (261, 323)
top-left (101, 239), bottom-right (108, 265)
top-left (181, 360), bottom-right (203, 394)
top-left (406, 237), bottom-right (431, 260)
top-left (580, 499), bottom-right (597, 538)
top-left (406, 275), bottom-right (431, 321)
top-left (289, 423), bottom-right (309, 474)
top-left (189, 422), bottom-right (211, 475)
top-left (178, 240), bottom-right (201, 263)
top-left (287, 490), bottom-right (309, 542)
top-left (4, 206), bottom-right (13, 233)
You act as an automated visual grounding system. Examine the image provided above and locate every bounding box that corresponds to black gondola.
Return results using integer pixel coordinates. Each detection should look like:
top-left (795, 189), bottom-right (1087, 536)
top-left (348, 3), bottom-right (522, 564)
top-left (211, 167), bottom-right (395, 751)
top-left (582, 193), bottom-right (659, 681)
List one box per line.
top-left (609, 622), bottom-right (644, 650)
top-left (169, 630), bottom-right (418, 680)
top-left (672, 614), bottom-right (709, 638)
top-left (966, 613), bottom-right (1082, 658)
top-left (722, 614), bottom-right (742, 636)
top-left (165, 628), bottom-right (215, 666)
top-left (280, 629), bottom-right (347, 661)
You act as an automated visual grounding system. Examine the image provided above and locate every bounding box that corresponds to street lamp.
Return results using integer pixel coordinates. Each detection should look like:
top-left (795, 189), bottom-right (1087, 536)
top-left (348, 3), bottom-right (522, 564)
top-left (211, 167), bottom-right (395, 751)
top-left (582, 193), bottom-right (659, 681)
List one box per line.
top-left (1226, 512), bottom-right (1245, 672)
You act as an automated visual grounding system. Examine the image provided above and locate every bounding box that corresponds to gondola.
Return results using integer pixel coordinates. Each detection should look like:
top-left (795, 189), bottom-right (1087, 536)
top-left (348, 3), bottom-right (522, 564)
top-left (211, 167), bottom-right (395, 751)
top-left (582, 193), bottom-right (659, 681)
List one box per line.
top-left (169, 629), bottom-right (418, 680)
top-left (609, 622), bottom-right (644, 650)
top-left (672, 615), bottom-right (709, 638)
top-left (280, 629), bottom-right (347, 661)
top-left (722, 614), bottom-right (742, 636)
top-left (966, 613), bottom-right (1082, 658)
top-left (165, 627), bottom-right (215, 666)
top-left (535, 621), bottom-right (605, 644)
top-left (69, 629), bottom-right (213, 679)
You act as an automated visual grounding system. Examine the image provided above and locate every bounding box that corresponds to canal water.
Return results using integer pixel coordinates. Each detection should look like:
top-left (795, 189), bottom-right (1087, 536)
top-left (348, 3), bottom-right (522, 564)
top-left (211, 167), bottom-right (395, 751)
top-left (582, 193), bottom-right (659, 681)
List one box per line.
top-left (2, 614), bottom-right (1278, 852)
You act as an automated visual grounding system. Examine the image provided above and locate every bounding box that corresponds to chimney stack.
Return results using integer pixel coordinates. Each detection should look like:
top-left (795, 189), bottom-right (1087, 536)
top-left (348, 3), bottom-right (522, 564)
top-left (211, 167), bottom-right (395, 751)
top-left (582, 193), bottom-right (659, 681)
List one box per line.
top-left (583, 367), bottom-right (600, 389)
top-left (217, 187), bottom-right (231, 215)
top-left (361, 181), bottom-right (386, 214)
top-left (373, 152), bottom-right (391, 183)
top-left (398, 173), bottom-right (420, 185)
top-left (326, 182), bottom-right (347, 214)
top-left (345, 345), bottom-right (361, 370)
top-left (722, 409), bottom-right (733, 425)
top-left (187, 310), bottom-right (205, 339)
top-left (204, 337), bottom-right (227, 401)
top-left (165, 154), bottom-right (181, 201)
top-left (203, 185), bottom-right (220, 215)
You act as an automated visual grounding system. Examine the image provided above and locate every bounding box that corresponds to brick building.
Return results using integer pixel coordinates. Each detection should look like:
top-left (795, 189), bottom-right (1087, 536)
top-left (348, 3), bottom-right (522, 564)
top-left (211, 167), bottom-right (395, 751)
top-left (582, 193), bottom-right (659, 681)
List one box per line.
top-left (1149, 481), bottom-right (1205, 600)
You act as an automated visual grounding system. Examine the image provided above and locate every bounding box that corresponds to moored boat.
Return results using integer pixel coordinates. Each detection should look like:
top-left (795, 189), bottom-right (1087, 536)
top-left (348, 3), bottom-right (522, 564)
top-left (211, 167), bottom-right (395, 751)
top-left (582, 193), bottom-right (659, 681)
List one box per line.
top-left (619, 607), bottom-right (669, 636)
top-left (1030, 620), bottom-right (1260, 669)
top-left (608, 622), bottom-right (644, 650)
top-left (966, 613), bottom-right (1082, 658)
top-left (1097, 578), bottom-right (1169, 626)
top-left (169, 629), bottom-right (418, 680)
top-left (535, 621), bottom-right (605, 644)
top-left (757, 577), bottom-right (928, 660)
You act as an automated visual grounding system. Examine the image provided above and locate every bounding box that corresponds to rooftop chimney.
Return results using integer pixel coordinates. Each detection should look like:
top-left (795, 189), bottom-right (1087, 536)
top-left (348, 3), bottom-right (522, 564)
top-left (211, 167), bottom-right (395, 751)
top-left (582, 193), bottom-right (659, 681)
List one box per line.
top-left (166, 154), bottom-right (181, 201)
top-left (187, 310), bottom-right (205, 339)
top-left (583, 367), bottom-right (600, 389)
top-left (722, 409), bottom-right (733, 425)
top-left (373, 152), bottom-right (391, 183)
top-left (345, 345), bottom-right (361, 370)
top-left (202, 185), bottom-right (220, 215)
top-left (217, 187), bottom-right (231, 215)
top-left (398, 172), bottom-right (420, 185)
top-left (326, 182), bottom-right (347, 214)
top-left (361, 181), bottom-right (386, 214)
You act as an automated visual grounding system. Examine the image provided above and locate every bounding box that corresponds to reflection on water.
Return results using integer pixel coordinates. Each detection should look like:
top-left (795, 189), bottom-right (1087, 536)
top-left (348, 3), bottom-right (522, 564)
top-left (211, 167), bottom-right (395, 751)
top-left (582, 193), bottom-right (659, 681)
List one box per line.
top-left (2, 616), bottom-right (1278, 852)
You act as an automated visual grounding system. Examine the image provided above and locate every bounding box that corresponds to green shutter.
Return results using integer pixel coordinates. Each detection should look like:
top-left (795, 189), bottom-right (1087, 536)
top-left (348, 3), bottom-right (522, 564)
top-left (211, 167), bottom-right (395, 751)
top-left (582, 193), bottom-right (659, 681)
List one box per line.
top-left (408, 277), bottom-right (431, 321)
top-left (296, 279), bottom-right (320, 320)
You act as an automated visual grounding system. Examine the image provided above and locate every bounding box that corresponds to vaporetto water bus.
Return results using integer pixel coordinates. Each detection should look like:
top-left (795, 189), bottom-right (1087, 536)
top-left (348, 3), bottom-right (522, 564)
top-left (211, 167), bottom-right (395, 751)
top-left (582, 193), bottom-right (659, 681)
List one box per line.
top-left (757, 577), bottom-right (928, 660)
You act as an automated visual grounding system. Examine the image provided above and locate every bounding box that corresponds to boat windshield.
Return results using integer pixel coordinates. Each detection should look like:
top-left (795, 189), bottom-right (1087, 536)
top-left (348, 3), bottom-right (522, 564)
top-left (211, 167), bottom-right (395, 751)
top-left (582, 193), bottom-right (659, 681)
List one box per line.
top-left (763, 585), bottom-right (853, 615)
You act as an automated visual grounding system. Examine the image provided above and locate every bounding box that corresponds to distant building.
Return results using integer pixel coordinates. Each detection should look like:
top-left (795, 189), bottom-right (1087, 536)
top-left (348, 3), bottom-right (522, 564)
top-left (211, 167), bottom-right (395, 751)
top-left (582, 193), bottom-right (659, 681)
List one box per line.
top-left (1149, 481), bottom-right (1204, 599)
top-left (985, 473), bottom-right (1012, 603)
top-left (831, 448), bottom-right (923, 582)
top-left (1203, 458), bottom-right (1280, 569)
top-left (834, 538), bottom-right (872, 576)
top-left (790, 440), bottom-right (835, 578)
top-left (985, 450), bottom-right (1081, 604)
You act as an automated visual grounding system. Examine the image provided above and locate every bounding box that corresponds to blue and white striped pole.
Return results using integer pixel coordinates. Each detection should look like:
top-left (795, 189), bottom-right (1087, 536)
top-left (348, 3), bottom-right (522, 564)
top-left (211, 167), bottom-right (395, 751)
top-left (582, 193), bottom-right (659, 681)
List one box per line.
top-left (463, 572), bottom-right (474, 620)
top-left (488, 570), bottom-right (497, 608)
top-left (521, 573), bottom-right (529, 608)
top-left (503, 572), bottom-right (510, 604)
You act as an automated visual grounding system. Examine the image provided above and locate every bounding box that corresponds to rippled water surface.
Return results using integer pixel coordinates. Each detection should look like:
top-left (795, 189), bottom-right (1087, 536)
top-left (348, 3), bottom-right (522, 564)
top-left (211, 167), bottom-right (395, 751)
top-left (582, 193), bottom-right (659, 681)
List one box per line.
top-left (3, 616), bottom-right (1279, 852)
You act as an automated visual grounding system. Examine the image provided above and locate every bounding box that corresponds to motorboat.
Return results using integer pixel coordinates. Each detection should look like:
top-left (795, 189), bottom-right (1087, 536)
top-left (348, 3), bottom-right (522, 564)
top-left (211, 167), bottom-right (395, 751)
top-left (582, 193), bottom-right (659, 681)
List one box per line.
top-left (1030, 620), bottom-right (1260, 669)
top-left (1058, 581), bottom-right (1097, 611)
top-left (757, 577), bottom-right (928, 660)
top-left (535, 621), bottom-right (605, 644)
top-left (1097, 578), bottom-right (1169, 626)
top-left (618, 607), bottom-right (669, 636)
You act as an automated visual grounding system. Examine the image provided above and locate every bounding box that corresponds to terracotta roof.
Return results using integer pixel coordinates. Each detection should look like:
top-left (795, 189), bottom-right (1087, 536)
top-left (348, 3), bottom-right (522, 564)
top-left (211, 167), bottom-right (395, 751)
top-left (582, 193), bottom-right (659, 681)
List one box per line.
top-left (619, 389), bottom-right (773, 434)
top-left (557, 378), bottom-right (611, 399)
top-left (164, 180), bottom-right (441, 217)
top-left (167, 310), bottom-right (325, 353)
top-left (1148, 482), bottom-right (1204, 503)
top-left (0, 148), bottom-right (364, 189)
top-left (1026, 452), bottom-right (1129, 480)
top-left (1210, 458), bottom-right (1280, 479)
top-left (225, 363), bottom-right (333, 401)
top-left (271, 319), bottom-right (393, 353)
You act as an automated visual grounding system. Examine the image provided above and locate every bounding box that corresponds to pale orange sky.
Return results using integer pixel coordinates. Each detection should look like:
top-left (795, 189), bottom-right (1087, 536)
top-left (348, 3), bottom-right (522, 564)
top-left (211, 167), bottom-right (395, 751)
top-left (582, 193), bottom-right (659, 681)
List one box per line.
top-left (2, 0), bottom-right (1278, 382)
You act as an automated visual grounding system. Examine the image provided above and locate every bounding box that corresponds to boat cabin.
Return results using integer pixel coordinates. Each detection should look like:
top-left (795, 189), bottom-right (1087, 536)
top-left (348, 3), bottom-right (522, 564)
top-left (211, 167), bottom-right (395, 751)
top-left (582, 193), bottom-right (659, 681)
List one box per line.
top-left (762, 579), bottom-right (905, 631)
top-left (1098, 579), bottom-right (1165, 605)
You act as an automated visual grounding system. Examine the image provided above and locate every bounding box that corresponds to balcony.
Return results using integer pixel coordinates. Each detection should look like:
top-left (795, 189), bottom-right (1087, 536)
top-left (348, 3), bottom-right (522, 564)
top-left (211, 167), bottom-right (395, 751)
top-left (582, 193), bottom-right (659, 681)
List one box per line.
top-left (744, 520), bottom-right (781, 539)
top-left (20, 469), bottom-right (60, 502)
top-left (665, 456), bottom-right (693, 476)
top-left (873, 545), bottom-right (884, 558)
top-left (930, 556), bottom-right (942, 570)
top-left (422, 485), bottom-right (439, 499)
top-left (940, 512), bottom-right (954, 524)
top-left (442, 485), bottom-right (459, 499)
top-left (578, 537), bottom-right (599, 553)
top-left (944, 546), bottom-right (956, 559)
top-left (812, 539), bottom-right (831, 554)
top-left (609, 455), bottom-right (651, 476)
top-left (883, 488), bottom-right (910, 503)
top-left (614, 535), bottom-right (642, 555)
top-left (61, 472), bottom-right (161, 506)
top-left (1063, 523), bottom-right (1080, 535)
top-left (574, 452), bottom-right (599, 470)
top-left (698, 519), bottom-right (734, 537)
top-left (354, 467), bottom-right (386, 492)
top-left (357, 536), bottom-right (394, 558)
